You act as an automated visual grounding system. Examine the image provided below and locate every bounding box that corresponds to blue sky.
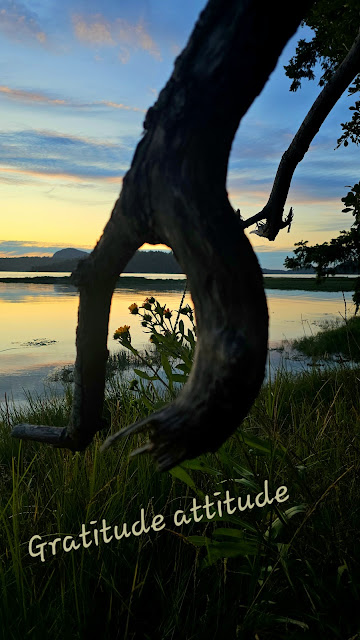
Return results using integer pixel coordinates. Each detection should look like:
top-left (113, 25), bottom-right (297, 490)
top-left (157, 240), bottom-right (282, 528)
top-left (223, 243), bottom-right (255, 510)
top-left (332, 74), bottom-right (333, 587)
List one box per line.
top-left (0, 0), bottom-right (358, 269)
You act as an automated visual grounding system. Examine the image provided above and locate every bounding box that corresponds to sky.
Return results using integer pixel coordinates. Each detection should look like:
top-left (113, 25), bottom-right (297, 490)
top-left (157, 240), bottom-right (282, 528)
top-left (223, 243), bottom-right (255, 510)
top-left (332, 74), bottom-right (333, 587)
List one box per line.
top-left (0, 0), bottom-right (358, 270)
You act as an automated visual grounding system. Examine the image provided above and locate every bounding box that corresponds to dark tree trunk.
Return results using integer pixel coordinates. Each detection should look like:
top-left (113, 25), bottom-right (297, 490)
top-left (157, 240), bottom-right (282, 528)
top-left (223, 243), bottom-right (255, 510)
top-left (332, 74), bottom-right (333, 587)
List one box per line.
top-left (12, 0), bottom-right (313, 470)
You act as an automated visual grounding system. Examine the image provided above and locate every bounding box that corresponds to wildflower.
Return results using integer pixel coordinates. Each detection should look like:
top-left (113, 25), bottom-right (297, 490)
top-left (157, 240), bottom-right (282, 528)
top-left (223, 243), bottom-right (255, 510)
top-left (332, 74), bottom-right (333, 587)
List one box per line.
top-left (114, 325), bottom-right (130, 340)
top-left (129, 303), bottom-right (138, 314)
top-left (179, 305), bottom-right (192, 316)
top-left (164, 308), bottom-right (172, 319)
top-left (142, 297), bottom-right (152, 310)
top-left (143, 313), bottom-right (152, 322)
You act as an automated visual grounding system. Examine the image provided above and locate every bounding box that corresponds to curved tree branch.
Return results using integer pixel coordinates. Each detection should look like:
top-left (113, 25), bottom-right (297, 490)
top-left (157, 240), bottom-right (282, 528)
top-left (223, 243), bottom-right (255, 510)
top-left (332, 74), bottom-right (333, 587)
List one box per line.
top-left (12, 0), bottom-right (313, 469)
top-left (242, 26), bottom-right (360, 240)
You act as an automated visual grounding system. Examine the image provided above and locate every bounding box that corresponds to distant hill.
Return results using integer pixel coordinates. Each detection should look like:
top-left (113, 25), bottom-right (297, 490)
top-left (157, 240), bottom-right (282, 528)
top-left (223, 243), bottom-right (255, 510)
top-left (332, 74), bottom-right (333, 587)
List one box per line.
top-left (35, 250), bottom-right (183, 273)
top-left (0, 256), bottom-right (51, 272)
top-left (0, 249), bottom-right (183, 273)
top-left (52, 248), bottom-right (89, 261)
top-left (0, 248), bottom-right (355, 275)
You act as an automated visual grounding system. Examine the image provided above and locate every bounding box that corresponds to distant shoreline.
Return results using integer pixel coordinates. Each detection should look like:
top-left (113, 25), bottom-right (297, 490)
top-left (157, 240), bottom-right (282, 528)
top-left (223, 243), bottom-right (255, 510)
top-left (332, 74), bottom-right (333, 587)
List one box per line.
top-left (0, 275), bottom-right (356, 292)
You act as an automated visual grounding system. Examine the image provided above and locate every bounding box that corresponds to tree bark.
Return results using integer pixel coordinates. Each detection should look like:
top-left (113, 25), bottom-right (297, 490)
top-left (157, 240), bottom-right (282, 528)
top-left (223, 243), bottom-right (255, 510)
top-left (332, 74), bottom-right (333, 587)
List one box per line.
top-left (12, 0), bottom-right (313, 470)
top-left (242, 26), bottom-right (360, 240)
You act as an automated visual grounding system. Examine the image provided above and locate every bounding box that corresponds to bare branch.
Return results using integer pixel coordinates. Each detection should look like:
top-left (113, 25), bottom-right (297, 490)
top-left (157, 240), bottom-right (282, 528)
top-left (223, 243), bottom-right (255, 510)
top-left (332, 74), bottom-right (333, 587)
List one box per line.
top-left (242, 27), bottom-right (360, 240)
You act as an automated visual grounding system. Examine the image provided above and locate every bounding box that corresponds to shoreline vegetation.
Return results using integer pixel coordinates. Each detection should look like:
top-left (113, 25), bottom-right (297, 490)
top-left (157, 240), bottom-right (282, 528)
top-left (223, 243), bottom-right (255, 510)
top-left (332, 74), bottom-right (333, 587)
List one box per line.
top-left (1, 364), bottom-right (359, 638)
top-left (1, 302), bottom-right (360, 637)
top-left (293, 315), bottom-right (360, 361)
top-left (0, 274), bottom-right (357, 291)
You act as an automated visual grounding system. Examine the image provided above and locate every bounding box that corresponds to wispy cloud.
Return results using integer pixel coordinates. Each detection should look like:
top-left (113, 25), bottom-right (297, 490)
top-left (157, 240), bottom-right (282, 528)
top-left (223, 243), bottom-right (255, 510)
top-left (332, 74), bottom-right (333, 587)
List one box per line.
top-left (0, 85), bottom-right (145, 112)
top-left (0, 240), bottom-right (91, 258)
top-left (100, 100), bottom-right (144, 112)
top-left (72, 14), bottom-right (114, 46)
top-left (0, 167), bottom-right (123, 184)
top-left (72, 13), bottom-right (162, 62)
top-left (0, 86), bottom-right (66, 106)
top-left (0, 1), bottom-right (47, 45)
top-left (0, 129), bottom-right (133, 186)
top-left (0, 240), bottom-right (170, 258)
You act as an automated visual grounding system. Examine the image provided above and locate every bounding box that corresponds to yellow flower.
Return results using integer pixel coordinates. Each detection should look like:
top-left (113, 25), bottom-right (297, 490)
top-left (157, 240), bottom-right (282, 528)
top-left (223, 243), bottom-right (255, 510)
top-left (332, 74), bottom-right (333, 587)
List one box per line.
top-left (129, 303), bottom-right (138, 314)
top-left (114, 325), bottom-right (130, 339)
top-left (142, 298), bottom-right (152, 310)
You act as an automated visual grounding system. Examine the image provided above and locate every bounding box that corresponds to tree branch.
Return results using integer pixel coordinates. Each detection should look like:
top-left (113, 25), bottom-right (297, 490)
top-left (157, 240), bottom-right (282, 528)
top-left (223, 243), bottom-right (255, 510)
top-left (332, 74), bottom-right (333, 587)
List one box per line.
top-left (12, 0), bottom-right (313, 469)
top-left (242, 26), bottom-right (360, 240)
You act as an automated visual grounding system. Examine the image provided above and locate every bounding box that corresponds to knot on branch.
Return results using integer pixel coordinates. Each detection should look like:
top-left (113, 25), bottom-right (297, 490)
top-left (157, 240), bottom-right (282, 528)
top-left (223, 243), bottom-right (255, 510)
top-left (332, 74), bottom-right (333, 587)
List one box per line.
top-left (249, 207), bottom-right (293, 240)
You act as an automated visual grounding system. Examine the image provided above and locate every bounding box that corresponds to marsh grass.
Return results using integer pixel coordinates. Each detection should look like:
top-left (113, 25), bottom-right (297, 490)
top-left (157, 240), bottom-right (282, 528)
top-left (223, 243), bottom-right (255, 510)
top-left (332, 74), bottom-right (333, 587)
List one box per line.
top-left (293, 315), bottom-right (360, 362)
top-left (49, 349), bottom-right (159, 385)
top-left (0, 365), bottom-right (360, 639)
top-left (263, 276), bottom-right (356, 292)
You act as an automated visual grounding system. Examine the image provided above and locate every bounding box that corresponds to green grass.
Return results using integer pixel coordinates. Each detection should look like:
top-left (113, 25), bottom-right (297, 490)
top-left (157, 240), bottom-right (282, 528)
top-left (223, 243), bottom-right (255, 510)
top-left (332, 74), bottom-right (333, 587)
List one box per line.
top-left (0, 276), bottom-right (188, 291)
top-left (0, 275), bottom-right (357, 292)
top-left (293, 315), bottom-right (360, 362)
top-left (263, 276), bottom-right (356, 291)
top-left (0, 366), bottom-right (360, 639)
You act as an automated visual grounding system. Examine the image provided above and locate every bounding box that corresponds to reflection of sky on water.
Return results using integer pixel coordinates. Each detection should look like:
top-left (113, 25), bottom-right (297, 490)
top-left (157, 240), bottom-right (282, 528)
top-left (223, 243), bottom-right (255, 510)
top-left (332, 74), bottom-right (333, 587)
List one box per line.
top-left (0, 282), bottom-right (78, 303)
top-left (0, 281), bottom-right (192, 404)
top-left (266, 289), bottom-right (355, 345)
top-left (0, 280), bottom-right (355, 405)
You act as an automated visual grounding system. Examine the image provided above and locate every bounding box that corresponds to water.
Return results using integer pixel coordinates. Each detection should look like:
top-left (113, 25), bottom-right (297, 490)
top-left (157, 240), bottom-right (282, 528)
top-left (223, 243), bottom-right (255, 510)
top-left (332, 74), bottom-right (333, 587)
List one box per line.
top-left (0, 271), bottom-right (186, 280)
top-left (0, 274), bottom-right (356, 406)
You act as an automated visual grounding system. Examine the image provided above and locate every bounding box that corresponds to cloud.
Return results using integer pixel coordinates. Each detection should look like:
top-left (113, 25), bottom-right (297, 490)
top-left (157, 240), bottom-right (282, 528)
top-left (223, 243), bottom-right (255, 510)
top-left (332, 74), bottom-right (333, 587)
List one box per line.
top-left (72, 13), bottom-right (162, 62)
top-left (72, 14), bottom-right (114, 46)
top-left (100, 100), bottom-right (144, 112)
top-left (0, 85), bottom-right (145, 112)
top-left (0, 240), bottom-right (91, 258)
top-left (0, 240), bottom-right (170, 258)
top-left (0, 86), bottom-right (66, 106)
top-left (0, 129), bottom-right (133, 186)
top-left (0, 167), bottom-right (123, 185)
top-left (0, 1), bottom-right (47, 45)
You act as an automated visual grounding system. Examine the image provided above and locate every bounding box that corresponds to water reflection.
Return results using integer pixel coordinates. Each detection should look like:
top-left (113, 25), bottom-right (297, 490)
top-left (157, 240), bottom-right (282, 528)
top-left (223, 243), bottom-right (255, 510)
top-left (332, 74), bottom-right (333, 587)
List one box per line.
top-left (0, 281), bottom-right (355, 404)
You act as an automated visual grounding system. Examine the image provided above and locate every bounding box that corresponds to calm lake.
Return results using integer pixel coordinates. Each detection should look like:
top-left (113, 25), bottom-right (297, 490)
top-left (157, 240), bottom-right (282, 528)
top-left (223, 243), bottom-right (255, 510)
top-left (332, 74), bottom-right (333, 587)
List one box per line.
top-left (0, 273), bottom-right (356, 406)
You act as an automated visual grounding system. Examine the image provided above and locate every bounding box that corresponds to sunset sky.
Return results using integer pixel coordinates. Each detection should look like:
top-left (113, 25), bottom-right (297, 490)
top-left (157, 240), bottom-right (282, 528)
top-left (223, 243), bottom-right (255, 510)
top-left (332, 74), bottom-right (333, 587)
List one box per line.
top-left (0, 0), bottom-right (358, 270)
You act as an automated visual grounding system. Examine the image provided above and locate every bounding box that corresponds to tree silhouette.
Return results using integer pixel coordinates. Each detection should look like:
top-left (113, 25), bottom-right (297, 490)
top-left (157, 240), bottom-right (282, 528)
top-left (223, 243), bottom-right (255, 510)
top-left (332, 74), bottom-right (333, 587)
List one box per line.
top-left (12, 0), bottom-right (360, 470)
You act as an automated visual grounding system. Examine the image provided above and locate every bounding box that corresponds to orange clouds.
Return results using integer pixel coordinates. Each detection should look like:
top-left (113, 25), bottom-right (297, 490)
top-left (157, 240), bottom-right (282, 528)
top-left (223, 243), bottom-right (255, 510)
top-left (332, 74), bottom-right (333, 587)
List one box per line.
top-left (72, 14), bottom-right (162, 62)
top-left (0, 86), bottom-right (65, 105)
top-left (100, 100), bottom-right (145, 113)
top-left (0, 85), bottom-right (144, 113)
top-left (0, 5), bottom-right (47, 46)
top-left (0, 167), bottom-right (123, 185)
top-left (72, 14), bottom-right (114, 46)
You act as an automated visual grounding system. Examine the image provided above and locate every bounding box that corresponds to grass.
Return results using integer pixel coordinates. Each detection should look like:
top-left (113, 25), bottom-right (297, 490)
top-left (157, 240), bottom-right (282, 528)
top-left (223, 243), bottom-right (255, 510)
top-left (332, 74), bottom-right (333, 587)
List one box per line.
top-left (263, 276), bottom-right (356, 291)
top-left (49, 349), bottom-right (158, 384)
top-left (0, 275), bottom-right (357, 292)
top-left (1, 363), bottom-right (360, 639)
top-left (293, 315), bottom-right (360, 362)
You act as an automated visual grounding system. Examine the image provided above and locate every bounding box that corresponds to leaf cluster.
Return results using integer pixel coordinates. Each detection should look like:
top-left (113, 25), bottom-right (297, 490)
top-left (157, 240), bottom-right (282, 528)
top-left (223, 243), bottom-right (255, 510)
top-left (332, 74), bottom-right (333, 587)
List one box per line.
top-left (285, 183), bottom-right (360, 310)
top-left (284, 0), bottom-right (360, 146)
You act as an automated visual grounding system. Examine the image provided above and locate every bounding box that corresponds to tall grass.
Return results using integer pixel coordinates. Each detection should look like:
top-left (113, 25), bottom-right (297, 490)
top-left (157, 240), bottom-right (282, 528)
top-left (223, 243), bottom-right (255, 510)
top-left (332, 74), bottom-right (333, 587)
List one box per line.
top-left (0, 365), bottom-right (359, 639)
top-left (293, 315), bottom-right (360, 362)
